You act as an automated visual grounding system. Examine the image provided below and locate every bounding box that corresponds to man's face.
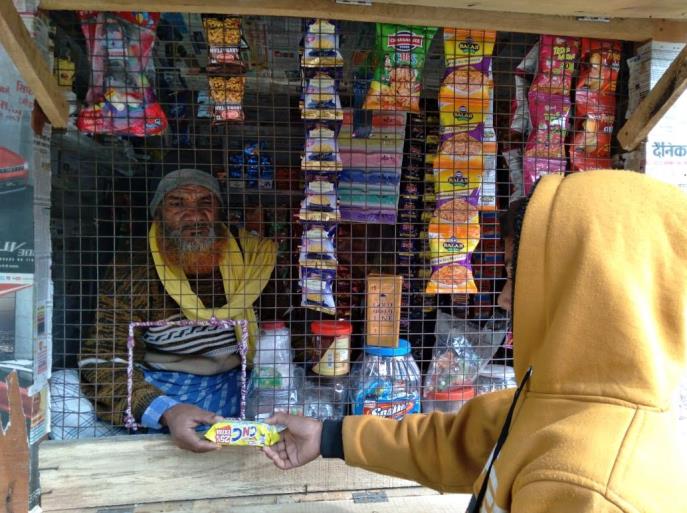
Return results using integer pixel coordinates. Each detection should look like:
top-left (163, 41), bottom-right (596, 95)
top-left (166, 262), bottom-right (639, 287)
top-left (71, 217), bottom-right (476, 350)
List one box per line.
top-left (159, 185), bottom-right (220, 252)
top-left (497, 236), bottom-right (514, 312)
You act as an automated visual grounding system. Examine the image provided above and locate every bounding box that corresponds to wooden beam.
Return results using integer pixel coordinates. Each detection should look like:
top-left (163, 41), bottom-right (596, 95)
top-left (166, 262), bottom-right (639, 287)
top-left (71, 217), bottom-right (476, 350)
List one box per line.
top-left (0, 1), bottom-right (68, 128)
top-left (39, 435), bottom-right (420, 511)
top-left (618, 44), bottom-right (687, 151)
top-left (40, 0), bottom-right (687, 43)
top-left (372, 0), bottom-right (687, 20)
top-left (0, 372), bottom-right (30, 513)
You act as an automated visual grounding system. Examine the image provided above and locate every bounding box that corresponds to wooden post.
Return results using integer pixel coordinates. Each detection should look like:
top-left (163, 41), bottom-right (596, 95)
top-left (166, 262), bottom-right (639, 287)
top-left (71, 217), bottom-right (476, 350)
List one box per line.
top-left (618, 44), bottom-right (687, 151)
top-left (0, 372), bottom-right (30, 513)
top-left (0, 1), bottom-right (68, 128)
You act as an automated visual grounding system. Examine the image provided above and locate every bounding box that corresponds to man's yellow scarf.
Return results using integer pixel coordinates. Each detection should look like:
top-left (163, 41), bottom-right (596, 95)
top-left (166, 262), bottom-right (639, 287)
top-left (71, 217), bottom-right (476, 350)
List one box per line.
top-left (149, 222), bottom-right (276, 362)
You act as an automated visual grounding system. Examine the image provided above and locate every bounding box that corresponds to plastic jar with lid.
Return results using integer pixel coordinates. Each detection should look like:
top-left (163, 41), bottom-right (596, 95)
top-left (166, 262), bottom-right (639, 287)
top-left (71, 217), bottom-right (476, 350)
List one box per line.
top-left (310, 320), bottom-right (352, 377)
top-left (423, 386), bottom-right (475, 414)
top-left (253, 321), bottom-right (292, 390)
top-left (303, 373), bottom-right (348, 421)
top-left (350, 339), bottom-right (421, 420)
top-left (474, 364), bottom-right (517, 395)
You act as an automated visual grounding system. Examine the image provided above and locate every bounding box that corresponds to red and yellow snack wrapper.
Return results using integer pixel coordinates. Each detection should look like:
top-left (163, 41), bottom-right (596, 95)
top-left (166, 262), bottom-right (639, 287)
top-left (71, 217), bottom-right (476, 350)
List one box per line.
top-left (204, 420), bottom-right (281, 447)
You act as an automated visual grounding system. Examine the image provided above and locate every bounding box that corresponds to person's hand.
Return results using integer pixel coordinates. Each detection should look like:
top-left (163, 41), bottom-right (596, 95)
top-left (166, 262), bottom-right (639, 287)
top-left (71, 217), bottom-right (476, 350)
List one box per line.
top-left (262, 412), bottom-right (323, 470)
top-left (161, 403), bottom-right (222, 453)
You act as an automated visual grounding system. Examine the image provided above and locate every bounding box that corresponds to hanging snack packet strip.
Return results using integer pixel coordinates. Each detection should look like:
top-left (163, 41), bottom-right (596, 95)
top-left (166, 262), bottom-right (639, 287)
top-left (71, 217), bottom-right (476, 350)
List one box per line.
top-left (208, 76), bottom-right (246, 122)
top-left (302, 72), bottom-right (343, 120)
top-left (426, 28), bottom-right (496, 295)
top-left (299, 223), bottom-right (338, 270)
top-left (426, 214), bottom-right (481, 295)
top-left (522, 35), bottom-right (580, 194)
top-left (203, 16), bottom-right (247, 123)
top-left (202, 16), bottom-right (245, 73)
top-left (302, 19), bottom-right (344, 68)
top-left (571, 39), bottom-right (620, 172)
top-left (299, 24), bottom-right (343, 314)
top-left (301, 267), bottom-right (337, 315)
top-left (363, 24), bottom-right (438, 112)
top-left (437, 29), bottom-right (497, 210)
top-left (303, 126), bottom-right (342, 171)
top-left (77, 11), bottom-right (168, 137)
top-left (529, 35), bottom-right (580, 97)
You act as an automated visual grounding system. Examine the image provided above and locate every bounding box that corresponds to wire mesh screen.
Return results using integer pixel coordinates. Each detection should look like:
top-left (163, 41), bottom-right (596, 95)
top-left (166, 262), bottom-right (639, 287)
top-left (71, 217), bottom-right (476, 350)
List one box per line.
top-left (47, 11), bottom-right (630, 440)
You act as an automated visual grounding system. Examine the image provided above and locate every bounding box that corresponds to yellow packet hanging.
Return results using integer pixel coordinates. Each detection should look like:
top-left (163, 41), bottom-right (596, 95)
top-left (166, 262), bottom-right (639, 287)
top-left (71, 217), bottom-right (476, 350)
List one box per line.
top-left (428, 221), bottom-right (480, 266)
top-left (438, 68), bottom-right (493, 112)
top-left (444, 28), bottom-right (496, 68)
top-left (204, 420), bottom-right (281, 447)
top-left (434, 161), bottom-right (484, 201)
top-left (439, 97), bottom-right (490, 128)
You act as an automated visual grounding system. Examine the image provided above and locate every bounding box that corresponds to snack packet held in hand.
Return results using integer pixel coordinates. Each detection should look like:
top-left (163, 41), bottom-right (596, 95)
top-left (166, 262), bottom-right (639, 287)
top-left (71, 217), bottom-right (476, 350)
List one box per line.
top-left (363, 24), bottom-right (438, 112)
top-left (204, 419), bottom-right (281, 447)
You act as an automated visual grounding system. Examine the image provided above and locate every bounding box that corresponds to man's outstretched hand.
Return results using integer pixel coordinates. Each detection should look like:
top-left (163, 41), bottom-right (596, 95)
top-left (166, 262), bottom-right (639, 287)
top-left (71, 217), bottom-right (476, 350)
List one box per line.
top-left (263, 412), bottom-right (323, 470)
top-left (161, 403), bottom-right (221, 453)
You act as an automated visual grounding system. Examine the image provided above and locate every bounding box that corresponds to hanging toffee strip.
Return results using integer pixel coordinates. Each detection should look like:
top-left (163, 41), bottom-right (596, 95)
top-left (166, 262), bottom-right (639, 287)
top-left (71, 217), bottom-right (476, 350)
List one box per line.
top-left (124, 317), bottom-right (249, 430)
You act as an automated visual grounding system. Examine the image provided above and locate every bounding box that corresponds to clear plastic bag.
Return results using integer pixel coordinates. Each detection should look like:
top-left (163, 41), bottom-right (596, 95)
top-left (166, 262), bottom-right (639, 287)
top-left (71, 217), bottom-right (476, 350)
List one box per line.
top-left (424, 311), bottom-right (507, 393)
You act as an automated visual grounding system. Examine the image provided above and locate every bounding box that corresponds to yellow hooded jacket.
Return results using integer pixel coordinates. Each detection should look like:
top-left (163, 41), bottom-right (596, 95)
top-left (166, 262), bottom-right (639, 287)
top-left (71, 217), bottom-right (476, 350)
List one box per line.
top-left (341, 171), bottom-right (687, 512)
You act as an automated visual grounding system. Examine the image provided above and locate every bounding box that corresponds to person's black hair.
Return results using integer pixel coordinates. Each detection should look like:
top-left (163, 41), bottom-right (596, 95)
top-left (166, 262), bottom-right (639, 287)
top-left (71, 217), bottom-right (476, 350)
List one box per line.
top-left (499, 179), bottom-right (540, 295)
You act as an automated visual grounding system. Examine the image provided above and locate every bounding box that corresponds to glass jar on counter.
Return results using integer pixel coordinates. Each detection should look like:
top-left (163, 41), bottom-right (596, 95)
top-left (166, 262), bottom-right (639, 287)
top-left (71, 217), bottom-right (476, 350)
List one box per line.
top-left (310, 320), bottom-right (352, 377)
top-left (350, 339), bottom-right (421, 420)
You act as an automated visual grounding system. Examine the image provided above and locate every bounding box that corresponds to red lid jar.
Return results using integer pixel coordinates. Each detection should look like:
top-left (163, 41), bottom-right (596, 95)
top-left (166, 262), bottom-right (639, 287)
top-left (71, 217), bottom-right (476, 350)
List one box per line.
top-left (310, 321), bottom-right (352, 376)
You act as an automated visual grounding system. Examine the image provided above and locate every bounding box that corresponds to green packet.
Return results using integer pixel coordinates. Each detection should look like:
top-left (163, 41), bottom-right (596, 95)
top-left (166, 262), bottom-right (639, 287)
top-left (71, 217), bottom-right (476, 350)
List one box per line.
top-left (363, 24), bottom-right (438, 112)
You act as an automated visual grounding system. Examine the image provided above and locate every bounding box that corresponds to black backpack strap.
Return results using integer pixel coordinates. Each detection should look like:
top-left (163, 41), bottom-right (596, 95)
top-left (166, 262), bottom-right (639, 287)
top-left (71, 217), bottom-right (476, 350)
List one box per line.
top-left (466, 367), bottom-right (533, 513)
top-left (228, 224), bottom-right (244, 260)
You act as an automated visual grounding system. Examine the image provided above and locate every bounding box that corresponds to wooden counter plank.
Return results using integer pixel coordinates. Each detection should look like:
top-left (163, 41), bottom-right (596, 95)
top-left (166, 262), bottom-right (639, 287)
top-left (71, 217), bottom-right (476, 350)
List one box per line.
top-left (40, 435), bottom-right (419, 511)
top-left (42, 487), bottom-right (447, 513)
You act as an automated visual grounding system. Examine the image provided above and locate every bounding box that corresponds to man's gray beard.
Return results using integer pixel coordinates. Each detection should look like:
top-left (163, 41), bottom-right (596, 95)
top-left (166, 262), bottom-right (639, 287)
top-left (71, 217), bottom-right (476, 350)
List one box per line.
top-left (162, 223), bottom-right (218, 255)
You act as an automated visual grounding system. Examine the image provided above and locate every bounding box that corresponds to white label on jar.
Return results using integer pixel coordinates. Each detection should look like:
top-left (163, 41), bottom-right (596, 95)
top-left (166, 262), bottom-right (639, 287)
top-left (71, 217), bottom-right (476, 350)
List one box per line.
top-left (313, 336), bottom-right (350, 376)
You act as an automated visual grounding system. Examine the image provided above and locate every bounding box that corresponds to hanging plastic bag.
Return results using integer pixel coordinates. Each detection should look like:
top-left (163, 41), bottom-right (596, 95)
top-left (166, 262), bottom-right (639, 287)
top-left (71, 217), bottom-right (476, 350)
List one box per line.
top-left (424, 311), bottom-right (506, 392)
top-left (77, 11), bottom-right (168, 136)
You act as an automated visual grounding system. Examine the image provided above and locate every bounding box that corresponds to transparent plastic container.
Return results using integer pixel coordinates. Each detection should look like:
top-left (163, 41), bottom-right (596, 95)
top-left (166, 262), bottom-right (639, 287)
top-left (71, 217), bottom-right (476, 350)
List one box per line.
top-left (252, 321), bottom-right (293, 390)
top-left (474, 364), bottom-right (517, 395)
top-left (246, 367), bottom-right (304, 421)
top-left (350, 339), bottom-right (421, 420)
top-left (303, 374), bottom-right (347, 421)
top-left (423, 386), bottom-right (475, 413)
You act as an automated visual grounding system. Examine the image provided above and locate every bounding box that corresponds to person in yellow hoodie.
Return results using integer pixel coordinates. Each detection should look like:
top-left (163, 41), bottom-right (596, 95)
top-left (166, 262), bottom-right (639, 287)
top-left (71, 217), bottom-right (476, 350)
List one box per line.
top-left (264, 170), bottom-right (687, 512)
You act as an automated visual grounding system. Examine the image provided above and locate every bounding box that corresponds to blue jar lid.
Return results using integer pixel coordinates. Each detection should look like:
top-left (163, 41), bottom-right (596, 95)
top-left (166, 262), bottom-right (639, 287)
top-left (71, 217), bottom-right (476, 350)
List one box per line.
top-left (364, 338), bottom-right (411, 357)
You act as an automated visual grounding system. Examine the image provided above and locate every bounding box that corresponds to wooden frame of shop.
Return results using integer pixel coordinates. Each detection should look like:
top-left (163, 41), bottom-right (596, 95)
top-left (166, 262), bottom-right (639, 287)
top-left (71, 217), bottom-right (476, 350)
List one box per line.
top-left (1, 1), bottom-right (686, 512)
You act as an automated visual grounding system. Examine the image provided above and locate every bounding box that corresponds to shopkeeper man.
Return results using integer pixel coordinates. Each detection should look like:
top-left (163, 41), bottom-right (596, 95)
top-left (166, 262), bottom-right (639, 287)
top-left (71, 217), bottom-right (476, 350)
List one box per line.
top-left (79, 169), bottom-right (276, 452)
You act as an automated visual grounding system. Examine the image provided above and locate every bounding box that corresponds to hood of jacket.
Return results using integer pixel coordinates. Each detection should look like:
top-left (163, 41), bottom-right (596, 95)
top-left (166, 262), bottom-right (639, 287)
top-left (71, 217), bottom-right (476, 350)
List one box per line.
top-left (513, 170), bottom-right (687, 408)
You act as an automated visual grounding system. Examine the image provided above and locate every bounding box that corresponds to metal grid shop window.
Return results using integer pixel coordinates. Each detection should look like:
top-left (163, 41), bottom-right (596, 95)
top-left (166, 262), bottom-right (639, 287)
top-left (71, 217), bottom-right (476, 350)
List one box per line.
top-left (47, 12), bottom-right (631, 439)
